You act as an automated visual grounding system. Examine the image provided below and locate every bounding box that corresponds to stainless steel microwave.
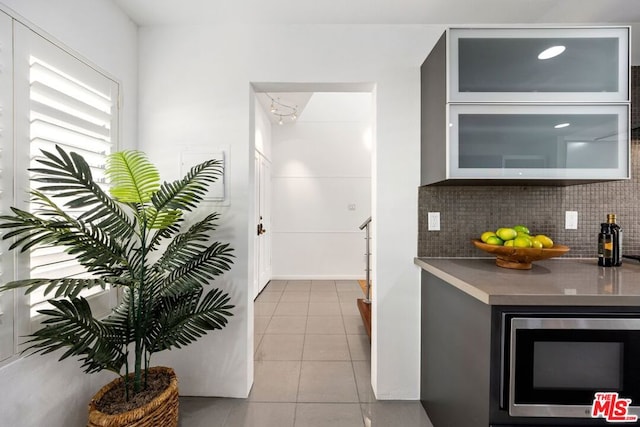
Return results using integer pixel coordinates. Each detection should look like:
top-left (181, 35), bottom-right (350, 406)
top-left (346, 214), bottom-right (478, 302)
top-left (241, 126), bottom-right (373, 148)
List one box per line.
top-left (504, 315), bottom-right (640, 419)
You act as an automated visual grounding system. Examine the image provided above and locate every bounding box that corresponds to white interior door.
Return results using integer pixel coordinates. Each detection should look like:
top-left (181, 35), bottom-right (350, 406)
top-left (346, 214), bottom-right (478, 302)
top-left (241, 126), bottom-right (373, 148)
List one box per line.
top-left (254, 151), bottom-right (272, 298)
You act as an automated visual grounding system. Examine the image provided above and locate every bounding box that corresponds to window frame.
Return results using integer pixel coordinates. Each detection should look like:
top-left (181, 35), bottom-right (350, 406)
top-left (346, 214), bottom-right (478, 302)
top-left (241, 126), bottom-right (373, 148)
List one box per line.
top-left (0, 9), bottom-right (16, 363)
top-left (0, 14), bottom-right (121, 360)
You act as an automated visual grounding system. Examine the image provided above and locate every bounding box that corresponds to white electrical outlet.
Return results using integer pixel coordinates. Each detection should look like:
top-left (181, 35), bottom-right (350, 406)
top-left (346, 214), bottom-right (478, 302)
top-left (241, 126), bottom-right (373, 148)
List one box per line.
top-left (428, 212), bottom-right (440, 231)
top-left (565, 211), bottom-right (578, 230)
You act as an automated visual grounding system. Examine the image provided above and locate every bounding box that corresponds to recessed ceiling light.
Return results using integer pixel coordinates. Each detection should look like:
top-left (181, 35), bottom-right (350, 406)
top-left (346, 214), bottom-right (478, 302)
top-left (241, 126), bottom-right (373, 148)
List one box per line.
top-left (554, 122), bottom-right (570, 129)
top-left (538, 45), bottom-right (566, 60)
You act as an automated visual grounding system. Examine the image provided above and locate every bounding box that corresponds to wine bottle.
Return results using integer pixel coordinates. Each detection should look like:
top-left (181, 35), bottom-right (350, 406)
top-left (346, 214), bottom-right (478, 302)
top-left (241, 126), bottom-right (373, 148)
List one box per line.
top-left (598, 222), bottom-right (614, 267)
top-left (607, 213), bottom-right (622, 266)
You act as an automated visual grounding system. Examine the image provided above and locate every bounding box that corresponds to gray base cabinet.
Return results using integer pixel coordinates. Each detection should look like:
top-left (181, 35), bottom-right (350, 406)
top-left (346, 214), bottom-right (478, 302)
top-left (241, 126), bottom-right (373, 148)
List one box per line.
top-left (420, 270), bottom-right (632, 426)
top-left (420, 270), bottom-right (492, 427)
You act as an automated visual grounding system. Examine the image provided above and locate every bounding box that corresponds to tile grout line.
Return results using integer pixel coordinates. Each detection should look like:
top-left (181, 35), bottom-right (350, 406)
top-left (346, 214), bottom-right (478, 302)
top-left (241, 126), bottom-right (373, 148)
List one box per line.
top-left (292, 279), bottom-right (309, 426)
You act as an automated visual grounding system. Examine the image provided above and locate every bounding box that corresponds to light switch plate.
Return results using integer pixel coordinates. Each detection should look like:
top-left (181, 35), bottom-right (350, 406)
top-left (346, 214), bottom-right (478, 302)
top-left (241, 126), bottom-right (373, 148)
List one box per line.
top-left (565, 211), bottom-right (578, 230)
top-left (428, 212), bottom-right (440, 231)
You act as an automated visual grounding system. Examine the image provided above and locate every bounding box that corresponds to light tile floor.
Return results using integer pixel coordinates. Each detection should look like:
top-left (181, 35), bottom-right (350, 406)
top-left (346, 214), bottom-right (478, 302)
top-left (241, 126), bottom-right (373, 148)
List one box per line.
top-left (179, 280), bottom-right (434, 427)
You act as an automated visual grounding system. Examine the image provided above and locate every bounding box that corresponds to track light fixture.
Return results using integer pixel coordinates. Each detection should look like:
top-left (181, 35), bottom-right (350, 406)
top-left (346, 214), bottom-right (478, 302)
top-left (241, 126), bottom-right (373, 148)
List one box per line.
top-left (266, 93), bottom-right (298, 125)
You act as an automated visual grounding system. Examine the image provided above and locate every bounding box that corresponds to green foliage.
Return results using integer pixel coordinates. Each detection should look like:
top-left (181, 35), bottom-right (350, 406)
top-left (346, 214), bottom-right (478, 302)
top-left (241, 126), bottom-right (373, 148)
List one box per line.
top-left (0, 146), bottom-right (234, 399)
top-left (106, 150), bottom-right (161, 203)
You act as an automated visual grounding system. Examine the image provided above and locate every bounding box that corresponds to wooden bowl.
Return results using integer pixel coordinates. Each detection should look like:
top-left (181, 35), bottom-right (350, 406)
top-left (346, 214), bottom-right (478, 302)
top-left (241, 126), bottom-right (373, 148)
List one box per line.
top-left (472, 239), bottom-right (570, 270)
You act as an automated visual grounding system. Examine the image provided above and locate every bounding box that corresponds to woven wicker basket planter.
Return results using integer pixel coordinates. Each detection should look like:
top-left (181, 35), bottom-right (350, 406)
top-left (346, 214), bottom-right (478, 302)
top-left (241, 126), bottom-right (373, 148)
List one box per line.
top-left (87, 367), bottom-right (179, 427)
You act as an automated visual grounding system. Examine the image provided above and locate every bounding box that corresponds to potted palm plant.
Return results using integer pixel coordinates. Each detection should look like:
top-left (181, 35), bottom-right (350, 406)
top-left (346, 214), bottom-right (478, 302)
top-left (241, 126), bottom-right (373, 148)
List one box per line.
top-left (0, 146), bottom-right (235, 427)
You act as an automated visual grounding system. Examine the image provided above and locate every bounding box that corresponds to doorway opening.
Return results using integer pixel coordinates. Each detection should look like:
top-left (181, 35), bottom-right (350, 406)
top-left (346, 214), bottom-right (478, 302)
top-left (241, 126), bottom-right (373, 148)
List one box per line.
top-left (249, 82), bottom-right (376, 402)
top-left (250, 83), bottom-right (375, 297)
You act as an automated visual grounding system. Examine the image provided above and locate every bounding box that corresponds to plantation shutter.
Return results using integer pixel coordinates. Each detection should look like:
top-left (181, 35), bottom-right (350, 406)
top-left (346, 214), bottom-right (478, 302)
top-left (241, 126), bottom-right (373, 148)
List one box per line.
top-left (0, 11), bottom-right (15, 362)
top-left (13, 23), bottom-right (119, 318)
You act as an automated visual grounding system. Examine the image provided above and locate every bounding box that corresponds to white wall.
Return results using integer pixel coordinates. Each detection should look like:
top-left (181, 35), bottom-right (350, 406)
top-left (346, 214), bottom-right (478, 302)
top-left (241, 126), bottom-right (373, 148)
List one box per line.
top-left (271, 92), bottom-right (372, 279)
top-left (138, 23), bottom-right (440, 400)
top-left (255, 97), bottom-right (272, 161)
top-left (0, 1), bottom-right (138, 426)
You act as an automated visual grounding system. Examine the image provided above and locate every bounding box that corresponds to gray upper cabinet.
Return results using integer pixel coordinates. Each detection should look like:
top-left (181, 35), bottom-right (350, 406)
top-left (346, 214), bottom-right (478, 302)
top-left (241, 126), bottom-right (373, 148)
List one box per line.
top-left (421, 27), bottom-right (631, 186)
top-left (450, 28), bottom-right (629, 103)
top-left (450, 104), bottom-right (628, 181)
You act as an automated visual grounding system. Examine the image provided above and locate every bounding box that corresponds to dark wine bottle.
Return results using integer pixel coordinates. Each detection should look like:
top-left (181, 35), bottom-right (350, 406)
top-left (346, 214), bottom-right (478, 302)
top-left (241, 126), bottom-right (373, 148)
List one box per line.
top-left (607, 213), bottom-right (622, 266)
top-left (598, 222), bottom-right (614, 267)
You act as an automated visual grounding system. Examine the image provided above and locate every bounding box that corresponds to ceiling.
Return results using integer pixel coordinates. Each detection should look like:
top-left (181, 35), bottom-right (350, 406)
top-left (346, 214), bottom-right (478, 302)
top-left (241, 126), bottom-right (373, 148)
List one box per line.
top-left (112, 0), bottom-right (640, 26)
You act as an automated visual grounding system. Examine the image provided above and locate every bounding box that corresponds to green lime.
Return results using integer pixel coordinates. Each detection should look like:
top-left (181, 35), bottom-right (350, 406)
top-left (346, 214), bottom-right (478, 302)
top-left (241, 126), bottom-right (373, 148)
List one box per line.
top-left (535, 234), bottom-right (554, 248)
top-left (480, 231), bottom-right (496, 242)
top-left (513, 235), bottom-right (532, 248)
top-left (496, 227), bottom-right (517, 241)
top-left (513, 225), bottom-right (530, 235)
top-left (485, 236), bottom-right (504, 246)
top-left (530, 239), bottom-right (544, 249)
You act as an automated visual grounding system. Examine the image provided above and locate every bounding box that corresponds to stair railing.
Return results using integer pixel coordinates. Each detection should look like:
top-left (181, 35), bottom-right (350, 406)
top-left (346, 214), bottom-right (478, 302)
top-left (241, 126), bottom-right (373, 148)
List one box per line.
top-left (359, 216), bottom-right (372, 303)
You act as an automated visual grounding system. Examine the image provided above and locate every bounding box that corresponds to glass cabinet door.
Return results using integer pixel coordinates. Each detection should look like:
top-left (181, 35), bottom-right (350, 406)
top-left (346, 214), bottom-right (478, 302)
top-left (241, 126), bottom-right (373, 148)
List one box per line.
top-left (449, 27), bottom-right (629, 103)
top-left (448, 104), bottom-right (629, 180)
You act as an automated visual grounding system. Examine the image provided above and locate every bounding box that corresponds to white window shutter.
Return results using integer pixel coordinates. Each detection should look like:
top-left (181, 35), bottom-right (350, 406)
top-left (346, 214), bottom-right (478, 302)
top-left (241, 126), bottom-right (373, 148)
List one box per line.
top-left (13, 22), bottom-right (119, 319)
top-left (0, 11), bottom-right (15, 362)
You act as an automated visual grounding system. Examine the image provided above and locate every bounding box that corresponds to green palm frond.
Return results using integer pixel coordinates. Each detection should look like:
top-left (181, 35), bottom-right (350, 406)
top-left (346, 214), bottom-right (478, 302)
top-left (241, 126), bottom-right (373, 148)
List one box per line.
top-left (153, 213), bottom-right (220, 272)
top-left (0, 207), bottom-right (69, 251)
top-left (0, 199), bottom-right (128, 278)
top-left (145, 220), bottom-right (183, 255)
top-left (144, 159), bottom-right (223, 250)
top-left (144, 288), bottom-right (201, 352)
top-left (144, 206), bottom-right (183, 230)
top-left (30, 146), bottom-right (136, 239)
top-left (24, 298), bottom-right (126, 374)
top-left (106, 150), bottom-right (160, 204)
top-left (152, 159), bottom-right (223, 213)
top-left (0, 278), bottom-right (111, 299)
top-left (161, 242), bottom-right (235, 297)
top-left (60, 225), bottom-right (129, 276)
top-left (33, 191), bottom-right (129, 275)
top-left (147, 287), bottom-right (233, 352)
top-left (102, 289), bottom-right (135, 345)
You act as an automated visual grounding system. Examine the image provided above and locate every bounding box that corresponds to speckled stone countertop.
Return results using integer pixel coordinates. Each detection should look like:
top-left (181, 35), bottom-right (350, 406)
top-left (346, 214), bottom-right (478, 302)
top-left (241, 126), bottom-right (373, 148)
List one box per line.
top-left (414, 257), bottom-right (640, 306)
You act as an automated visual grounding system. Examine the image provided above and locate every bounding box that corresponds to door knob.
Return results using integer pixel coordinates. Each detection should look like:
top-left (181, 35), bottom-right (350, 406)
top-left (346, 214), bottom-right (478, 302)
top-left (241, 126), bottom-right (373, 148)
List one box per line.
top-left (257, 223), bottom-right (267, 235)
